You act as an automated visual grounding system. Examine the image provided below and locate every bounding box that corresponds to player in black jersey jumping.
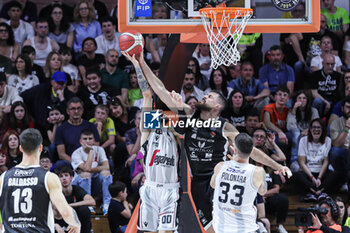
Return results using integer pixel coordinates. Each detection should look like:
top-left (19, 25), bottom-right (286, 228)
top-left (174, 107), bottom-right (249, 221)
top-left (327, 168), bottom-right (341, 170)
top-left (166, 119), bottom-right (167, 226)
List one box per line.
top-left (0, 129), bottom-right (81, 233)
top-left (134, 51), bottom-right (292, 233)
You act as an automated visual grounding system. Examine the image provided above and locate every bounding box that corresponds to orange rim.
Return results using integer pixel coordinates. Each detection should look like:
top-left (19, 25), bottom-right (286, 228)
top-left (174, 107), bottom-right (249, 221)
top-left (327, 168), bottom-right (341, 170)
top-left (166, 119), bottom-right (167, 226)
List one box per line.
top-left (199, 7), bottom-right (253, 18)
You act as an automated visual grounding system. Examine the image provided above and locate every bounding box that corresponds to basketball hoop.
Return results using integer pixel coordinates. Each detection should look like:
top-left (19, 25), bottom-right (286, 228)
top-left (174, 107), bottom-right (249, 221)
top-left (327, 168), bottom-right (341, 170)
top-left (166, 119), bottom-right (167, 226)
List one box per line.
top-left (199, 7), bottom-right (253, 69)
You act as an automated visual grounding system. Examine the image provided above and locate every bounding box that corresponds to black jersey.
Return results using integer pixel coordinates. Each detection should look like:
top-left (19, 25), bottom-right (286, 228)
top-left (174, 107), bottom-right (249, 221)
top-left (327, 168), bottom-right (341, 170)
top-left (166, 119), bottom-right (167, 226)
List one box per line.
top-left (0, 165), bottom-right (54, 232)
top-left (176, 110), bottom-right (228, 177)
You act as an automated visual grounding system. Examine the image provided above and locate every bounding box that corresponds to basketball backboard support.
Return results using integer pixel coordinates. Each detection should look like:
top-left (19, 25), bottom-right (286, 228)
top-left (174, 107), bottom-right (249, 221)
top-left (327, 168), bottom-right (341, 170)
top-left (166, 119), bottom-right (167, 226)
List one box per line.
top-left (118, 0), bottom-right (320, 35)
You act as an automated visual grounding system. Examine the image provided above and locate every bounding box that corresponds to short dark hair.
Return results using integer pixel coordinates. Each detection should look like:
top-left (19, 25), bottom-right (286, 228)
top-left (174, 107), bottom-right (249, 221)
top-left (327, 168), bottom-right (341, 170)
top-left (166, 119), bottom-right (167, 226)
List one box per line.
top-left (86, 68), bottom-right (101, 78)
top-left (35, 17), bottom-right (49, 26)
top-left (55, 165), bottom-right (74, 177)
top-left (59, 46), bottom-right (72, 56)
top-left (40, 150), bottom-right (51, 161)
top-left (270, 45), bottom-right (282, 52)
top-left (21, 45), bottom-right (36, 55)
top-left (7, 1), bottom-right (22, 10)
top-left (276, 85), bottom-right (290, 95)
top-left (342, 96), bottom-right (350, 107)
top-left (246, 108), bottom-right (260, 119)
top-left (67, 97), bottom-right (84, 109)
top-left (100, 16), bottom-right (116, 26)
top-left (80, 128), bottom-right (94, 137)
top-left (185, 69), bottom-right (195, 76)
top-left (211, 89), bottom-right (227, 112)
top-left (19, 129), bottom-right (42, 154)
top-left (109, 181), bottom-right (126, 198)
top-left (241, 61), bottom-right (254, 69)
top-left (235, 133), bottom-right (253, 157)
top-left (82, 37), bottom-right (97, 48)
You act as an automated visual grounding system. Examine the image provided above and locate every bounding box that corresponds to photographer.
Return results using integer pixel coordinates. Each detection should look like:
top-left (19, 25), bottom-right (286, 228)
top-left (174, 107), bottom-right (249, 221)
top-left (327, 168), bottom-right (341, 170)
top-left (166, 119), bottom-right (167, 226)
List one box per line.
top-left (303, 197), bottom-right (350, 233)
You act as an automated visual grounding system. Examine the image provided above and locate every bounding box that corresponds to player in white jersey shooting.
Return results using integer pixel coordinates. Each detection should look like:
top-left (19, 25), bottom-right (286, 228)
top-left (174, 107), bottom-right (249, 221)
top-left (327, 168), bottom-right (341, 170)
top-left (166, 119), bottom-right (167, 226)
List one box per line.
top-left (210, 133), bottom-right (267, 233)
top-left (123, 52), bottom-right (179, 233)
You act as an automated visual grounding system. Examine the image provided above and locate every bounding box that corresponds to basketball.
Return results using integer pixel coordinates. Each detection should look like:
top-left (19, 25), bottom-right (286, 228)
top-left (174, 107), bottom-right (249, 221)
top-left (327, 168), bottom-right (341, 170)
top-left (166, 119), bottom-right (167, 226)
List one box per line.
top-left (119, 30), bottom-right (145, 55)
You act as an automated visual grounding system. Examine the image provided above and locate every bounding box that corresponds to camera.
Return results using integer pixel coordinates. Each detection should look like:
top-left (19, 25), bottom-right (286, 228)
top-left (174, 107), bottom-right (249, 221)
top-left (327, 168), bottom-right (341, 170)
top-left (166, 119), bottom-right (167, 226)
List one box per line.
top-left (295, 207), bottom-right (328, 227)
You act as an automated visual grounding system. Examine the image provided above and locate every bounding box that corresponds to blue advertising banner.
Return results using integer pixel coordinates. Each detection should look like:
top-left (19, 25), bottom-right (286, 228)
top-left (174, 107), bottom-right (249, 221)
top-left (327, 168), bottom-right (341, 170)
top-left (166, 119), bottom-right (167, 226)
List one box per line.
top-left (135, 0), bottom-right (152, 17)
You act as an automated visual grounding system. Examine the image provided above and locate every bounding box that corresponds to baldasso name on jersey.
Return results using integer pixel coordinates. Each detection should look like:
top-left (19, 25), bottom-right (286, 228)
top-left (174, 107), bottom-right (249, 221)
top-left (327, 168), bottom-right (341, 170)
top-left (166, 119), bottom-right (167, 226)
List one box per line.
top-left (8, 177), bottom-right (38, 186)
top-left (221, 172), bottom-right (247, 183)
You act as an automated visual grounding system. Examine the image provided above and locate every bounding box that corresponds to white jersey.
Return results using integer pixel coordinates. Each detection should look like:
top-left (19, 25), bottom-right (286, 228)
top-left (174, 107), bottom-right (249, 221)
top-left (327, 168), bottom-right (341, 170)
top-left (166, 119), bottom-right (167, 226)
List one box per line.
top-left (213, 160), bottom-right (259, 233)
top-left (141, 128), bottom-right (178, 184)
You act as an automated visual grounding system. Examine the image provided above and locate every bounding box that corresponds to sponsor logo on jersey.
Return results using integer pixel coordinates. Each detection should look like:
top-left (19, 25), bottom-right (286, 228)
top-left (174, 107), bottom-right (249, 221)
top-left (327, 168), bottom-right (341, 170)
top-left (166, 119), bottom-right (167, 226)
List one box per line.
top-left (270, 0), bottom-right (302, 12)
top-left (149, 150), bottom-right (175, 166)
top-left (227, 167), bottom-right (247, 174)
top-left (14, 169), bottom-right (35, 177)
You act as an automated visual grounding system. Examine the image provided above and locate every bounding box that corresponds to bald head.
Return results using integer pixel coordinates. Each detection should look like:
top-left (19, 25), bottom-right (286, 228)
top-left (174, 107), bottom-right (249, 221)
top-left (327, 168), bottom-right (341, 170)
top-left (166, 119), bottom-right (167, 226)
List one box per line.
top-left (322, 53), bottom-right (335, 74)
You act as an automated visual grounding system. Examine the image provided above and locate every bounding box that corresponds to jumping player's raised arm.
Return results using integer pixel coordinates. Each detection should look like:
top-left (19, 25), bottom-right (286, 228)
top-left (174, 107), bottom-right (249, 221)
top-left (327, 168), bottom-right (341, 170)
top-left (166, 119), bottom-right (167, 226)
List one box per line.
top-left (134, 51), bottom-right (192, 115)
top-left (47, 172), bottom-right (81, 233)
top-left (224, 128), bottom-right (292, 178)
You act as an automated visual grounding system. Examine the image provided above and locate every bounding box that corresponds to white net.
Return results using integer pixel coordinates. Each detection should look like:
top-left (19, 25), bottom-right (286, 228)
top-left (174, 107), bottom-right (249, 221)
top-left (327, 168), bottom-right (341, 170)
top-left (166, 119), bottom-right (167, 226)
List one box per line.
top-left (200, 8), bottom-right (253, 69)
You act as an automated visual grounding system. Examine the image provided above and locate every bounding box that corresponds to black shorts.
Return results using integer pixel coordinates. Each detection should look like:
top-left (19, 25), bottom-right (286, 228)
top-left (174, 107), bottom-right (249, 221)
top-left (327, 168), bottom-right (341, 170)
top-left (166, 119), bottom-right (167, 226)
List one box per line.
top-left (191, 175), bottom-right (214, 229)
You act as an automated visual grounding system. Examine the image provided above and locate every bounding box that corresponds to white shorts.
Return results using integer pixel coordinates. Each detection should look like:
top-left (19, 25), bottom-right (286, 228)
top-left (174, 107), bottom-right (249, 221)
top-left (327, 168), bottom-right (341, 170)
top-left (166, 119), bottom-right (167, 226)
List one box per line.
top-left (137, 180), bottom-right (179, 232)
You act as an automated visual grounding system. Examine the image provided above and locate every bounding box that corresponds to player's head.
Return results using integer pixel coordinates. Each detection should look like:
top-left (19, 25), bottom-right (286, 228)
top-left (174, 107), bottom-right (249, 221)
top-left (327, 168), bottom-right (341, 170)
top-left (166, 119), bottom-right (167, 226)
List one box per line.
top-left (109, 181), bottom-right (127, 200)
top-left (19, 129), bottom-right (43, 155)
top-left (80, 128), bottom-right (95, 147)
top-left (196, 90), bottom-right (227, 114)
top-left (234, 133), bottom-right (253, 158)
top-left (55, 166), bottom-right (74, 188)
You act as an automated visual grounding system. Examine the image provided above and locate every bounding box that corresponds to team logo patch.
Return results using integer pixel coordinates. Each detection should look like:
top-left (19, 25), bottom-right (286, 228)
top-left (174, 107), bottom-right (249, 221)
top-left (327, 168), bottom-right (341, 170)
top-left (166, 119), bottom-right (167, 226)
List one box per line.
top-left (143, 110), bottom-right (162, 129)
top-left (270, 0), bottom-right (302, 12)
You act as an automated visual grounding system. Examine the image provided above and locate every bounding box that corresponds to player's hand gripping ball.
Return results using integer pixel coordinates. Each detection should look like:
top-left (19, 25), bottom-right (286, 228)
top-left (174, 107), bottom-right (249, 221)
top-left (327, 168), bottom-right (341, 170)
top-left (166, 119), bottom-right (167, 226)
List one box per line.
top-left (119, 30), bottom-right (145, 55)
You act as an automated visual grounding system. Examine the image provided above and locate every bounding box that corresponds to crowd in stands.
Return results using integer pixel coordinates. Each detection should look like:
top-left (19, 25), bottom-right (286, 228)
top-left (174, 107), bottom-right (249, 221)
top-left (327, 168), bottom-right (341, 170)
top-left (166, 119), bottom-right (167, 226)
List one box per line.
top-left (2, 0), bottom-right (350, 232)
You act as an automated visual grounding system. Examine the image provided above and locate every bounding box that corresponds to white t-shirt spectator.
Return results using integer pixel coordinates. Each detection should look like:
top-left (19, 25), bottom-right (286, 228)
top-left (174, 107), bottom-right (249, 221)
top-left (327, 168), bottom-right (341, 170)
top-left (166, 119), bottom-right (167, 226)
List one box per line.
top-left (7, 74), bottom-right (39, 93)
top-left (7, 20), bottom-right (34, 46)
top-left (62, 64), bottom-right (80, 81)
top-left (298, 136), bottom-right (331, 173)
top-left (71, 145), bottom-right (108, 170)
top-left (310, 55), bottom-right (342, 71)
top-left (95, 32), bottom-right (121, 56)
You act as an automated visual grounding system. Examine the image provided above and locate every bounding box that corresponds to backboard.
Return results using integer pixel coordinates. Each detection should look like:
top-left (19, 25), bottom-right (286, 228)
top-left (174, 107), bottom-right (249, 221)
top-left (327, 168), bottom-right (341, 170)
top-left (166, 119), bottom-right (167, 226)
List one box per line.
top-left (118, 0), bottom-right (320, 35)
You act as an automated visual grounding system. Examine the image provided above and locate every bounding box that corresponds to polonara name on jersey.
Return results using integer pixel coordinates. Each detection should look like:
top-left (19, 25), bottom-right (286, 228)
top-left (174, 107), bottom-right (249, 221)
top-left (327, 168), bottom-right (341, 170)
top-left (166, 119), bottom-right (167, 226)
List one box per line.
top-left (8, 177), bottom-right (38, 186)
top-left (221, 168), bottom-right (247, 184)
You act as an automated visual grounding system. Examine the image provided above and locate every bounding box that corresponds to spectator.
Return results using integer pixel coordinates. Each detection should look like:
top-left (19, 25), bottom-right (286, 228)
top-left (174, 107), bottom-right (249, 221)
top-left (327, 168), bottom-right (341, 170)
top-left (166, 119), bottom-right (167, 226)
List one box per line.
top-left (21, 71), bottom-right (74, 136)
top-left (108, 181), bottom-right (132, 233)
top-left (2, 130), bottom-right (21, 169)
top-left (335, 196), bottom-right (346, 225)
top-left (222, 90), bottom-right (249, 127)
top-left (71, 128), bottom-right (112, 215)
top-left (262, 86), bottom-right (290, 146)
top-left (48, 4), bottom-right (74, 48)
top-left (255, 194), bottom-right (270, 233)
top-left (237, 33), bottom-right (263, 76)
top-left (187, 57), bottom-right (209, 91)
top-left (56, 165), bottom-right (96, 233)
top-left (287, 90), bottom-right (319, 171)
top-left (8, 54), bottom-right (39, 93)
top-left (89, 104), bottom-right (116, 152)
top-left (23, 18), bottom-right (60, 67)
top-left (252, 128), bottom-right (286, 163)
top-left (128, 69), bottom-right (142, 107)
top-left (329, 96), bottom-right (350, 176)
top-left (321, 0), bottom-right (350, 40)
top-left (0, 72), bottom-right (23, 114)
top-left (72, 0), bottom-right (102, 53)
top-left (236, 108), bottom-right (263, 135)
top-left (90, 0), bottom-right (109, 22)
top-left (259, 45), bottom-right (295, 96)
top-left (21, 45), bottom-right (45, 81)
top-left (0, 149), bottom-right (8, 175)
top-left (311, 35), bottom-right (342, 72)
top-left (310, 53), bottom-right (342, 117)
top-left (44, 52), bottom-right (63, 82)
top-left (227, 62), bottom-right (241, 81)
top-left (192, 43), bottom-right (212, 80)
top-left (55, 97), bottom-right (100, 162)
top-left (124, 110), bottom-right (141, 167)
top-left (0, 0), bottom-right (37, 24)
top-left (60, 46), bottom-right (80, 93)
top-left (229, 61), bottom-right (270, 113)
top-left (7, 101), bottom-right (34, 134)
top-left (95, 16), bottom-right (121, 56)
top-left (77, 68), bottom-right (116, 120)
top-left (101, 49), bottom-right (129, 104)
top-left (0, 23), bottom-right (19, 62)
top-left (180, 69), bottom-right (204, 102)
top-left (0, 54), bottom-right (12, 77)
top-left (39, 151), bottom-right (53, 171)
top-left (185, 96), bottom-right (198, 115)
top-left (46, 105), bottom-right (64, 162)
top-left (6, 1), bottom-right (34, 46)
top-left (204, 68), bottom-right (232, 99)
top-left (77, 37), bottom-right (105, 85)
top-left (39, 0), bottom-right (73, 23)
top-left (295, 118), bottom-right (338, 201)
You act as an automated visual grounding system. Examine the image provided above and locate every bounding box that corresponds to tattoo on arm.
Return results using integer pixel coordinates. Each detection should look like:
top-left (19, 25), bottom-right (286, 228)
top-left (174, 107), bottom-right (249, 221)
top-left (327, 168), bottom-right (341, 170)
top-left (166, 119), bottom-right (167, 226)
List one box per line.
top-left (72, 208), bottom-right (81, 225)
top-left (136, 67), bottom-right (150, 93)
